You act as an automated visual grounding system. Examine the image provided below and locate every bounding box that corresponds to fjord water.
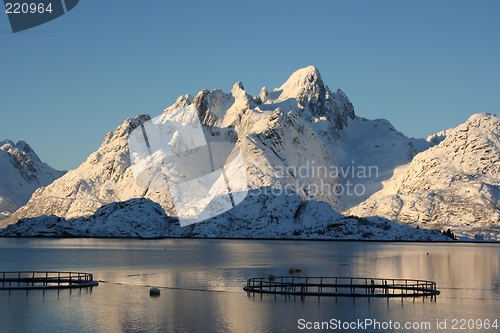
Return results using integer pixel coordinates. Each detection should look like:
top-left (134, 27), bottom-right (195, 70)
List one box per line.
top-left (0, 239), bottom-right (498, 333)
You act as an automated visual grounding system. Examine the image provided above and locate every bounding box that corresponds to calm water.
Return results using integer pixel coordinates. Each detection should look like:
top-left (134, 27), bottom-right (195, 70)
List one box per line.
top-left (0, 238), bottom-right (499, 333)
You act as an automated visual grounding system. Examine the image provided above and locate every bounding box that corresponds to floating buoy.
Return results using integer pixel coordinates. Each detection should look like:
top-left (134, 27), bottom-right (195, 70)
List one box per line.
top-left (289, 267), bottom-right (296, 275)
top-left (268, 275), bottom-right (276, 281)
top-left (150, 287), bottom-right (161, 296)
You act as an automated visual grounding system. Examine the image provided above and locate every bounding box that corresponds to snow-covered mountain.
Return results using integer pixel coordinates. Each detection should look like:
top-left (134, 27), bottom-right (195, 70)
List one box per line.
top-left (347, 113), bottom-right (500, 240)
top-left (0, 140), bottom-right (64, 220)
top-left (0, 66), bottom-right (448, 240)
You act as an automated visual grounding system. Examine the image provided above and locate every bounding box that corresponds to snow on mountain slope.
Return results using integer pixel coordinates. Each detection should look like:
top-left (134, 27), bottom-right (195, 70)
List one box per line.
top-left (0, 140), bottom-right (64, 220)
top-left (427, 128), bottom-right (451, 146)
top-left (334, 117), bottom-right (422, 210)
top-left (0, 196), bottom-right (446, 240)
top-left (1, 198), bottom-right (169, 237)
top-left (347, 113), bottom-right (500, 240)
top-left (1, 66), bottom-right (446, 240)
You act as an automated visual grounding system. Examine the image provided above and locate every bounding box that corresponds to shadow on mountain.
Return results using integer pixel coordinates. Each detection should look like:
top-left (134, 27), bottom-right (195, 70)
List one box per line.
top-left (0, 188), bottom-right (448, 241)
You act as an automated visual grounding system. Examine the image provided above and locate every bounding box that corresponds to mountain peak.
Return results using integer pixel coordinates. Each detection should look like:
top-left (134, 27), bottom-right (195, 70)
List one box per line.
top-left (15, 139), bottom-right (35, 155)
top-left (0, 139), bottom-right (41, 163)
top-left (231, 81), bottom-right (245, 93)
top-left (465, 112), bottom-right (494, 123)
top-left (264, 66), bottom-right (354, 125)
top-left (288, 65), bottom-right (321, 82)
top-left (274, 66), bottom-right (323, 100)
top-left (0, 139), bottom-right (64, 221)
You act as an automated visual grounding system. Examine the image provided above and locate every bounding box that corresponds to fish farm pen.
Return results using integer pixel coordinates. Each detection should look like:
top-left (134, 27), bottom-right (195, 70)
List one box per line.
top-left (243, 276), bottom-right (440, 298)
top-left (0, 271), bottom-right (99, 290)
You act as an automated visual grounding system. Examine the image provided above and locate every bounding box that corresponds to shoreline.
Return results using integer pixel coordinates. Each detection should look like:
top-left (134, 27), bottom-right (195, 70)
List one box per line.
top-left (0, 235), bottom-right (497, 244)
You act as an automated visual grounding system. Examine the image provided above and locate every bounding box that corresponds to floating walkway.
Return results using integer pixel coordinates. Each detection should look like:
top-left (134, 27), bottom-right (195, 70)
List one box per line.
top-left (244, 276), bottom-right (440, 298)
top-left (0, 271), bottom-right (99, 290)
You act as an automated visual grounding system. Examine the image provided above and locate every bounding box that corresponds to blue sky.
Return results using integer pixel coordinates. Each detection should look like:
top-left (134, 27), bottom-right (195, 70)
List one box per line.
top-left (1, 0), bottom-right (499, 171)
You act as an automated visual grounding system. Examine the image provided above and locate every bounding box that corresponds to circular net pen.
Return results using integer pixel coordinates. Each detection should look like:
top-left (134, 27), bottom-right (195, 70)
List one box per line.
top-left (0, 271), bottom-right (99, 290)
top-left (244, 276), bottom-right (440, 298)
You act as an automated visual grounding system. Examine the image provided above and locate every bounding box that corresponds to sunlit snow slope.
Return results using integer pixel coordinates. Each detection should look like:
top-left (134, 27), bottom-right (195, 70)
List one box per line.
top-left (348, 113), bottom-right (500, 240)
